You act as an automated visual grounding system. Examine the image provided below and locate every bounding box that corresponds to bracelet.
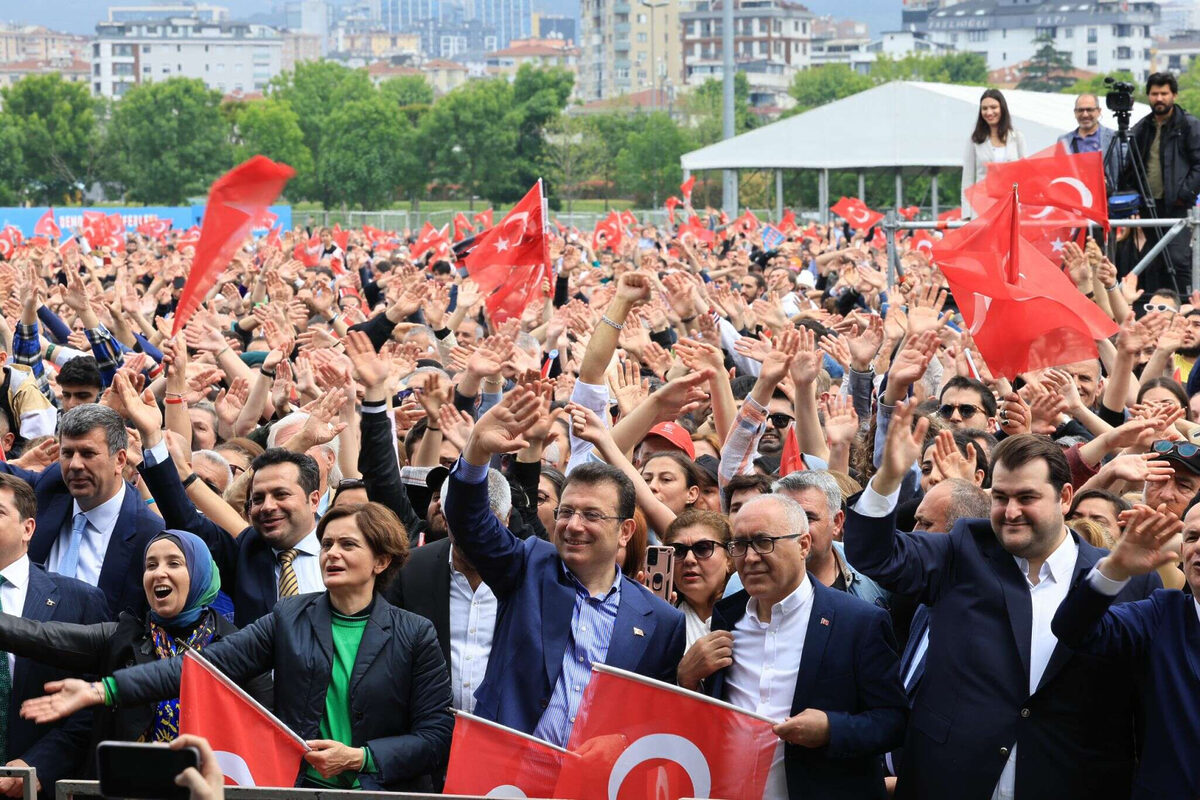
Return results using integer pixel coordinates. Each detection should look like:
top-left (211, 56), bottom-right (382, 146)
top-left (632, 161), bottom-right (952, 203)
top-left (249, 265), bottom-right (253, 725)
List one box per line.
top-left (260, 367), bottom-right (277, 379)
top-left (426, 426), bottom-right (441, 432)
top-left (599, 315), bottom-right (624, 331)
top-left (1105, 283), bottom-right (1120, 292)
top-left (91, 681), bottom-right (105, 705)
top-left (145, 497), bottom-right (157, 506)
top-left (182, 473), bottom-right (200, 489)
top-left (165, 397), bottom-right (184, 405)
top-left (680, 314), bottom-right (698, 324)
top-left (45, 343), bottom-right (56, 360)
top-left (165, 392), bottom-right (183, 398)
top-left (216, 345), bottom-right (232, 357)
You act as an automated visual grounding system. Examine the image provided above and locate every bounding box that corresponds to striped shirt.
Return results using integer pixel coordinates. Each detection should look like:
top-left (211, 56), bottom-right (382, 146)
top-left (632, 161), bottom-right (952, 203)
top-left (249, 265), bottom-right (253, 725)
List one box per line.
top-left (531, 564), bottom-right (621, 747)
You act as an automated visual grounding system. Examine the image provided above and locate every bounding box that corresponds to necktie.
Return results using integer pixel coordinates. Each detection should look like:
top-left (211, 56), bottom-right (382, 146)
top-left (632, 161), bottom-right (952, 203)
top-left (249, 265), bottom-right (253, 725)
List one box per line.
top-left (0, 575), bottom-right (11, 764)
top-left (277, 548), bottom-right (300, 599)
top-left (59, 514), bottom-right (89, 580)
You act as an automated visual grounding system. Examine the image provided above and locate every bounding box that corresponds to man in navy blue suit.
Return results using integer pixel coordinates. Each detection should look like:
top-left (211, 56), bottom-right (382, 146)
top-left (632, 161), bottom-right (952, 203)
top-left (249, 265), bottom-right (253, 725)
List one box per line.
top-left (1052, 498), bottom-right (1200, 799)
top-left (843, 401), bottom-right (1160, 800)
top-left (444, 384), bottom-right (685, 747)
top-left (678, 493), bottom-right (907, 800)
top-left (0, 404), bottom-right (162, 617)
top-left (0, 473), bottom-right (109, 798)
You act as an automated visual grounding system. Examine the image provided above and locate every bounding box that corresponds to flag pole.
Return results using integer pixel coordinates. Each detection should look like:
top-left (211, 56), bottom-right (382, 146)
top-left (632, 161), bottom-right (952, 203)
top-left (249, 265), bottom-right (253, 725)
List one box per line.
top-left (1008, 183), bottom-right (1021, 284)
top-left (450, 709), bottom-right (573, 755)
top-left (590, 663), bottom-right (777, 724)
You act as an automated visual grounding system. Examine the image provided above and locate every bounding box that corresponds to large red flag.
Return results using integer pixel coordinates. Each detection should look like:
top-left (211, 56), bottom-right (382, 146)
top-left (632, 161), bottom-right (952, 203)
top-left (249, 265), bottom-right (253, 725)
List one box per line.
top-left (983, 148), bottom-right (1108, 229)
top-left (592, 211), bottom-right (623, 252)
top-left (733, 209), bottom-right (760, 235)
top-left (137, 218), bottom-right (171, 240)
top-left (444, 712), bottom-right (573, 797)
top-left (173, 156), bottom-right (294, 334)
top-left (463, 180), bottom-right (550, 323)
top-left (556, 665), bottom-right (777, 800)
top-left (830, 197), bottom-right (883, 231)
top-left (412, 223), bottom-right (449, 260)
top-left (180, 650), bottom-right (308, 787)
top-left (931, 189), bottom-right (1117, 378)
top-left (34, 209), bottom-right (60, 239)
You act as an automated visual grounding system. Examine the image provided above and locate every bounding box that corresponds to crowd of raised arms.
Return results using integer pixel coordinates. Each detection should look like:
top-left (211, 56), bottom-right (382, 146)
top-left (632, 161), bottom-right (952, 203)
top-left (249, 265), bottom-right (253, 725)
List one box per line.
top-left (0, 200), bottom-right (1191, 800)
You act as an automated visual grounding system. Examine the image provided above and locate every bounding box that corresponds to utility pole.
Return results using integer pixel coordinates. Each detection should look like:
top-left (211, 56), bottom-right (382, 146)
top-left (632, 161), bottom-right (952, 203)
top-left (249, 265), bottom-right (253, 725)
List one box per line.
top-left (721, 0), bottom-right (737, 213)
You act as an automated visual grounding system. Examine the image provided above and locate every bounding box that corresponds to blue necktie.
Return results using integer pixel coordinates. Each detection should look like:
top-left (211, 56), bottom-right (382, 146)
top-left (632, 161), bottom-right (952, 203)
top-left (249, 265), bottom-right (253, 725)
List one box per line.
top-left (60, 513), bottom-right (88, 579)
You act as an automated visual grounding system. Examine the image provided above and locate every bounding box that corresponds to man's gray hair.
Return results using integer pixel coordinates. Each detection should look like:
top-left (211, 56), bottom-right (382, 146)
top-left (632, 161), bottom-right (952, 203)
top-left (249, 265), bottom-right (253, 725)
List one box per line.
top-left (943, 478), bottom-right (990, 527)
top-left (192, 449), bottom-right (233, 487)
top-left (267, 411), bottom-right (340, 460)
top-left (441, 467), bottom-right (513, 523)
top-left (191, 400), bottom-right (218, 426)
top-left (59, 404), bottom-right (127, 454)
top-left (772, 470), bottom-right (841, 519)
top-left (738, 493), bottom-right (809, 537)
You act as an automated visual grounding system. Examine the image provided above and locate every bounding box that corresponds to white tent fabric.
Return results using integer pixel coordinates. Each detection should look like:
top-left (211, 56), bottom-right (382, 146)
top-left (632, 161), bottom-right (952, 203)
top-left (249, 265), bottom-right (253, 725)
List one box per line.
top-left (680, 81), bottom-right (1150, 173)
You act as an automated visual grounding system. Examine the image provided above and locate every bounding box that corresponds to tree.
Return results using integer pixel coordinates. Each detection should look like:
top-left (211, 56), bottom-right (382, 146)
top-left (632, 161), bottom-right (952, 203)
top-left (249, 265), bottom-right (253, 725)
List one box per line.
top-left (686, 72), bottom-right (758, 146)
top-left (269, 61), bottom-right (375, 182)
top-left (1018, 35), bottom-right (1076, 93)
top-left (416, 78), bottom-right (519, 205)
top-left (317, 95), bottom-right (413, 209)
top-left (511, 64), bottom-right (574, 199)
top-left (103, 77), bottom-right (230, 204)
top-left (871, 52), bottom-right (987, 85)
top-left (542, 113), bottom-right (605, 214)
top-left (615, 112), bottom-right (691, 206)
top-left (0, 114), bottom-right (25, 205)
top-left (941, 52), bottom-right (990, 85)
top-left (580, 113), bottom-right (637, 209)
top-left (787, 64), bottom-right (873, 114)
top-left (380, 75), bottom-right (434, 108)
top-left (233, 98), bottom-right (315, 200)
top-left (1, 73), bottom-right (99, 204)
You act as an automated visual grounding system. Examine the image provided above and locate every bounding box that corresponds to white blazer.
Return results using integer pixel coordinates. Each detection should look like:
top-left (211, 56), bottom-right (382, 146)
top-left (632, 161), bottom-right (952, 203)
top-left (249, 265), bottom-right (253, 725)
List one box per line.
top-left (961, 130), bottom-right (1027, 217)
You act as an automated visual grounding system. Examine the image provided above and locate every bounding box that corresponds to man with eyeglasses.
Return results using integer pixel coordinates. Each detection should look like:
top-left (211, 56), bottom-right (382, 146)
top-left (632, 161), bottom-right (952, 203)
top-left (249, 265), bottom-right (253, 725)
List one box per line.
top-left (444, 386), bottom-right (684, 746)
top-left (679, 493), bottom-right (906, 800)
top-left (1057, 94), bottom-right (1119, 189)
top-left (1144, 439), bottom-right (1200, 519)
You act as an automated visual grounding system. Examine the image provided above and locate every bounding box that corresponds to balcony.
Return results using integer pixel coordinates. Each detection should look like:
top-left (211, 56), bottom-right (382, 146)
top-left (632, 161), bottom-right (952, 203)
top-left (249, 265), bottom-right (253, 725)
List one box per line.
top-left (614, 38), bottom-right (631, 50)
top-left (615, 22), bottom-right (631, 35)
top-left (614, 1), bottom-right (631, 12)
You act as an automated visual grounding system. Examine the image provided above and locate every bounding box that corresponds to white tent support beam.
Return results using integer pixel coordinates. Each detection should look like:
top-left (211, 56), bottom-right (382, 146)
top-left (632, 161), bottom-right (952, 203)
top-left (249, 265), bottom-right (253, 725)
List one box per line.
top-left (775, 169), bottom-right (783, 222)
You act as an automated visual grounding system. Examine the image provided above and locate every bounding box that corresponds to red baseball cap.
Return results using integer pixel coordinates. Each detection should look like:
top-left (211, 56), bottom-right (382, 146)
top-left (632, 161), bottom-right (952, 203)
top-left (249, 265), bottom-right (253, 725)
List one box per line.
top-left (645, 422), bottom-right (696, 460)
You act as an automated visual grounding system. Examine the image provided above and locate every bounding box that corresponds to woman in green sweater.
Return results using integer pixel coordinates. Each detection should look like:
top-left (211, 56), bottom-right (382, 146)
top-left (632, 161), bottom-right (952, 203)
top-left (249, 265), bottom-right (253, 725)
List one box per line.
top-left (23, 502), bottom-right (453, 791)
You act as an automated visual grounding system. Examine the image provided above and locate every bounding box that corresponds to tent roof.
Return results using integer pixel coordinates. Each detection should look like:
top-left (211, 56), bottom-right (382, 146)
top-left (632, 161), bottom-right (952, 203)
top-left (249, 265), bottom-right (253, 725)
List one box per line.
top-left (680, 81), bottom-right (1149, 172)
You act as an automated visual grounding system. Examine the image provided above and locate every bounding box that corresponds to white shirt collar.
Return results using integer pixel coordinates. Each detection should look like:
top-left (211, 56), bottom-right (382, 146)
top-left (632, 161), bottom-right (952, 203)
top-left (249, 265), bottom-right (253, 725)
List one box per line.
top-left (746, 573), bottom-right (813, 624)
top-left (0, 555), bottom-right (30, 592)
top-left (72, 483), bottom-right (127, 537)
top-left (1194, 597), bottom-right (1199, 627)
top-left (274, 528), bottom-right (320, 558)
top-left (1014, 529), bottom-right (1078, 586)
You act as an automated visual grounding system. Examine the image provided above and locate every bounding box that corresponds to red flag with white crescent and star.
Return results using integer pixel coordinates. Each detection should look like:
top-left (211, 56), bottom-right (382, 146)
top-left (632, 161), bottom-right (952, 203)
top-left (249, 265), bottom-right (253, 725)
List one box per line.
top-left (444, 712), bottom-right (574, 798)
top-left (830, 197), bottom-right (883, 232)
top-left (463, 180), bottom-right (550, 322)
top-left (983, 147), bottom-right (1108, 230)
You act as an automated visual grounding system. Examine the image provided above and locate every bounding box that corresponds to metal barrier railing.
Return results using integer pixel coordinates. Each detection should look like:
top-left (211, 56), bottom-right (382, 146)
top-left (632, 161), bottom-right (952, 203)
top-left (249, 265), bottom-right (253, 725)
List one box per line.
top-left (55, 780), bottom-right (552, 800)
top-left (881, 207), bottom-right (1200, 291)
top-left (0, 766), bottom-right (36, 800)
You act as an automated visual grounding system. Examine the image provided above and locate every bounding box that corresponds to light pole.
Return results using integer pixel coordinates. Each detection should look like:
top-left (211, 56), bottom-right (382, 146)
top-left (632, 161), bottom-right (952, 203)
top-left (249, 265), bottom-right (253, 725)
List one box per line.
top-left (640, 0), bottom-right (668, 112)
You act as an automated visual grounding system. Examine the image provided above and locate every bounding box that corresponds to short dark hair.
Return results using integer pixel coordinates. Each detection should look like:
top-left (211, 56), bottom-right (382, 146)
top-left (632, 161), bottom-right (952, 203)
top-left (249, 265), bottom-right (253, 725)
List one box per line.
top-left (991, 434), bottom-right (1071, 492)
top-left (1137, 376), bottom-right (1188, 407)
top-left (722, 472), bottom-right (774, 512)
top-left (430, 261), bottom-right (452, 275)
top-left (641, 451), bottom-right (703, 489)
top-left (664, 508), bottom-right (732, 546)
top-left (249, 448), bottom-right (320, 496)
top-left (561, 462), bottom-right (636, 520)
top-left (1147, 71), bottom-right (1179, 95)
top-left (940, 375), bottom-right (998, 417)
top-left (59, 404), bottom-right (128, 454)
top-left (316, 502), bottom-right (408, 591)
top-left (1068, 489), bottom-right (1131, 521)
top-left (57, 356), bottom-right (102, 390)
top-left (1148, 287), bottom-right (1181, 306)
top-left (0, 472), bottom-right (36, 521)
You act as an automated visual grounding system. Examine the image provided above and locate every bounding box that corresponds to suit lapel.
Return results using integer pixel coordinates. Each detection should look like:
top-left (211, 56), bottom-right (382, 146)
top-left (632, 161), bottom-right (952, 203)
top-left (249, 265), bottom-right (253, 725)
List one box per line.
top-left (306, 596), bottom-right (334, 665)
top-left (96, 487), bottom-right (141, 600)
top-left (900, 604), bottom-right (929, 680)
top-left (705, 595), bottom-right (743, 699)
top-left (606, 579), bottom-right (654, 671)
top-left (791, 580), bottom-right (834, 714)
top-left (29, 493), bottom-right (71, 564)
top-left (1183, 595), bottom-right (1200, 682)
top-left (541, 562), bottom-right (575, 685)
top-left (348, 600), bottom-right (392, 697)
top-left (1036, 539), bottom-right (1097, 693)
top-left (12, 567), bottom-right (57, 702)
top-left (982, 533), bottom-right (1032, 680)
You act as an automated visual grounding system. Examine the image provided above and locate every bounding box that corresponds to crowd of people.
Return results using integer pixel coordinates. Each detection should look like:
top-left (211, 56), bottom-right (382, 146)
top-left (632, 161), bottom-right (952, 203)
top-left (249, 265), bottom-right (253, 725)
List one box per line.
top-left (0, 78), bottom-right (1191, 800)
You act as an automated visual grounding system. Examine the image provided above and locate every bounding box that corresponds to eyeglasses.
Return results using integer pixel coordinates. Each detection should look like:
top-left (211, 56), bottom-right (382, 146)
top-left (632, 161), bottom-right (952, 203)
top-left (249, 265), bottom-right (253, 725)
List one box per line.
top-left (726, 533), bottom-right (803, 557)
top-left (1144, 302), bottom-right (1177, 314)
top-left (669, 540), bottom-right (723, 560)
top-left (767, 413), bottom-right (794, 429)
top-left (1074, 107), bottom-right (1099, 114)
top-left (1152, 439), bottom-right (1199, 458)
top-left (554, 506), bottom-right (625, 524)
top-left (938, 403), bottom-right (983, 420)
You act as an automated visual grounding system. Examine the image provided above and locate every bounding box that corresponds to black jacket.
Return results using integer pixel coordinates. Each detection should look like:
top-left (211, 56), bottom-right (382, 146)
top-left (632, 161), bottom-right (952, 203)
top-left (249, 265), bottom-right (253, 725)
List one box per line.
top-left (110, 593), bottom-right (453, 791)
top-left (386, 537), bottom-right (452, 667)
top-left (0, 608), bottom-right (270, 772)
top-left (1128, 104), bottom-right (1200, 209)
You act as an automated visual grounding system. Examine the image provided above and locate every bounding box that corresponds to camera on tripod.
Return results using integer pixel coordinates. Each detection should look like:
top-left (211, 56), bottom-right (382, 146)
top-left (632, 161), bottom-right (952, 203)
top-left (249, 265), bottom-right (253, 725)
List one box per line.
top-left (1105, 77), bottom-right (1137, 115)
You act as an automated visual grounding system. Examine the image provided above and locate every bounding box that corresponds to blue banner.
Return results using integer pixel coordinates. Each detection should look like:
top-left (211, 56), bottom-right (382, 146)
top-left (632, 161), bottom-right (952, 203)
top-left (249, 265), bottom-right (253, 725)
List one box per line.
top-left (0, 205), bottom-right (292, 238)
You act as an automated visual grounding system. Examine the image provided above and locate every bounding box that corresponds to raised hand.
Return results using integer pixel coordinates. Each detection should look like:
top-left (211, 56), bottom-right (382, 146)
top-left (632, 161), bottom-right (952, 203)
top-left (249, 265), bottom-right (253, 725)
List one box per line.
top-left (344, 330), bottom-right (388, 393)
top-left (1101, 503), bottom-right (1184, 580)
top-left (608, 359), bottom-right (649, 417)
top-left (875, 398), bottom-right (930, 494)
top-left (463, 385), bottom-right (544, 463)
top-left (821, 393), bottom-right (859, 449)
top-left (214, 376), bottom-right (249, 429)
top-left (906, 283), bottom-right (950, 337)
top-left (931, 428), bottom-right (978, 483)
top-left (651, 369), bottom-right (714, 423)
top-left (788, 326), bottom-right (823, 388)
top-left (997, 391), bottom-right (1032, 435)
top-left (437, 405), bottom-right (475, 452)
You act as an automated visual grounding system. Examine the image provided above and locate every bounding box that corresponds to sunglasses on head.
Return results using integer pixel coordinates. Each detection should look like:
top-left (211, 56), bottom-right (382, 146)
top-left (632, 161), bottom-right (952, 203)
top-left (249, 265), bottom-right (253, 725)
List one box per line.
top-left (938, 403), bottom-right (982, 420)
top-left (1152, 440), bottom-right (1199, 458)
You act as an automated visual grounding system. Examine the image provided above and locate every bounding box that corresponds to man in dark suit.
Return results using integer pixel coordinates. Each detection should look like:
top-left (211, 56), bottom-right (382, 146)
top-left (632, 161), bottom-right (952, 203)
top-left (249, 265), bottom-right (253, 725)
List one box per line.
top-left (0, 473), bottom-right (109, 798)
top-left (444, 385), bottom-right (685, 747)
top-left (0, 403), bottom-right (162, 617)
top-left (843, 401), bottom-right (1161, 800)
top-left (1052, 499), bottom-right (1200, 799)
top-left (678, 494), bottom-right (907, 800)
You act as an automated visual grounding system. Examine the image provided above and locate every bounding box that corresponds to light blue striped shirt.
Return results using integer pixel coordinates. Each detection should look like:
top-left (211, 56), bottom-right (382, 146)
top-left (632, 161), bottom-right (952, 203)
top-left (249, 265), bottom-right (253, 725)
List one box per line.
top-left (532, 564), bottom-right (622, 747)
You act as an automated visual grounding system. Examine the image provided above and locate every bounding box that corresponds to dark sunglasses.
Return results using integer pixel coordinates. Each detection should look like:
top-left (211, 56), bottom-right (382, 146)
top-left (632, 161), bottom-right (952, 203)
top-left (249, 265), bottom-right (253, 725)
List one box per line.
top-left (938, 403), bottom-right (983, 420)
top-left (1152, 440), bottom-right (1199, 458)
top-left (767, 413), bottom-right (794, 429)
top-left (669, 540), bottom-right (723, 560)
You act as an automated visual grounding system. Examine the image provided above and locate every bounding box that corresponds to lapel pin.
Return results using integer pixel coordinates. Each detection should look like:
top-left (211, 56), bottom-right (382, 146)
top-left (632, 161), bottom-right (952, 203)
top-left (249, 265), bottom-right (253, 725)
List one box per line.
top-left (46, 599), bottom-right (55, 607)
top-left (633, 627), bottom-right (644, 637)
top-left (820, 617), bottom-right (829, 626)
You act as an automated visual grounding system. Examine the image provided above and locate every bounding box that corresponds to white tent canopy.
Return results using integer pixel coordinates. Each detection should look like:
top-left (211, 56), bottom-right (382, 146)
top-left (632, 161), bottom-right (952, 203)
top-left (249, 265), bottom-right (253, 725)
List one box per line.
top-left (681, 80), bottom-right (1149, 173)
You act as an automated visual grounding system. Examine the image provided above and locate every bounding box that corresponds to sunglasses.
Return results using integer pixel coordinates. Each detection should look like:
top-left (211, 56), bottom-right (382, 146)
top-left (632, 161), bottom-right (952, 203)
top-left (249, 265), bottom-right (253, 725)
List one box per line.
top-left (938, 403), bottom-right (983, 420)
top-left (1152, 440), bottom-right (1199, 458)
top-left (668, 540), bottom-right (723, 560)
top-left (1144, 302), bottom-right (1177, 314)
top-left (767, 413), bottom-right (795, 429)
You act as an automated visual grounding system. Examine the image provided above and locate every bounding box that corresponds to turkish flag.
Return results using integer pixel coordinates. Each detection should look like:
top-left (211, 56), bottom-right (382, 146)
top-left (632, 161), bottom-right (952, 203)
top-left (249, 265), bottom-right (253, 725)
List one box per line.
top-left (444, 712), bottom-right (572, 797)
top-left (938, 207), bottom-right (963, 222)
top-left (332, 225), bottom-right (349, 253)
top-left (910, 229), bottom-right (937, 257)
top-left (931, 189), bottom-right (1117, 378)
top-left (473, 209), bottom-right (494, 229)
top-left (173, 156), bottom-right (294, 334)
top-left (898, 205), bottom-right (920, 221)
top-left (256, 209), bottom-right (278, 230)
top-left (592, 211), bottom-right (623, 252)
top-left (680, 176), bottom-right (695, 205)
top-left (984, 148), bottom-right (1108, 229)
top-left (778, 209), bottom-right (797, 234)
top-left (557, 666), bottom-right (777, 800)
top-left (361, 225), bottom-right (386, 245)
top-left (0, 230), bottom-right (15, 259)
top-left (678, 219), bottom-right (715, 250)
top-left (453, 212), bottom-right (475, 242)
top-left (180, 651), bottom-right (308, 787)
top-left (137, 218), bottom-right (171, 239)
top-left (871, 228), bottom-right (888, 250)
top-left (463, 180), bottom-right (550, 322)
top-left (294, 231), bottom-right (321, 267)
top-left (412, 223), bottom-right (449, 260)
top-left (779, 424), bottom-right (806, 476)
top-left (733, 210), bottom-right (759, 235)
top-left (665, 196), bottom-right (680, 226)
top-left (830, 197), bottom-right (883, 231)
top-left (264, 225), bottom-right (282, 249)
top-left (34, 209), bottom-right (60, 239)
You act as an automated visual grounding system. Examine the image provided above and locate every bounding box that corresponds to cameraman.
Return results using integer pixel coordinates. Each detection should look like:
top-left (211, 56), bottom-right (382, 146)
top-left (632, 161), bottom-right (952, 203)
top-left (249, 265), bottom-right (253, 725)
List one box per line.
top-left (1126, 72), bottom-right (1200, 293)
top-left (1059, 94), bottom-right (1120, 189)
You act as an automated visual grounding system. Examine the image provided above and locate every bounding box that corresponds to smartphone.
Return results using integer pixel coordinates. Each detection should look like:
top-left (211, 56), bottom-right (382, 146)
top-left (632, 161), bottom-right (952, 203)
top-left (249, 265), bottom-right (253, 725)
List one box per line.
top-left (644, 545), bottom-right (675, 603)
top-left (97, 741), bottom-right (199, 800)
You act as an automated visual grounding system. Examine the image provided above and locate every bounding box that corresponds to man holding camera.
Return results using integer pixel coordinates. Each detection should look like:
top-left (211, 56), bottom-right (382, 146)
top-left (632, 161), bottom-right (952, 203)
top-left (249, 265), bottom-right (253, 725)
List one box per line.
top-left (1127, 72), bottom-right (1200, 294)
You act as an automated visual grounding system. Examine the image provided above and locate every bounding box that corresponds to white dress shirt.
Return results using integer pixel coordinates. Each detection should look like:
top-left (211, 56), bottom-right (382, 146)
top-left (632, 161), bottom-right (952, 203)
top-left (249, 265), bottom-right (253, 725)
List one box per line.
top-left (0, 555), bottom-right (30, 676)
top-left (724, 575), bottom-right (814, 800)
top-left (47, 483), bottom-right (126, 587)
top-left (448, 547), bottom-right (497, 713)
top-left (681, 602), bottom-right (711, 650)
top-left (273, 530), bottom-right (324, 597)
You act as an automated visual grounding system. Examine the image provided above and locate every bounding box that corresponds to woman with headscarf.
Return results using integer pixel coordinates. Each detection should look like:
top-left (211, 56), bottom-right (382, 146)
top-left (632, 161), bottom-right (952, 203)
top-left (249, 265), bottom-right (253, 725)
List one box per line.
top-left (0, 529), bottom-right (270, 751)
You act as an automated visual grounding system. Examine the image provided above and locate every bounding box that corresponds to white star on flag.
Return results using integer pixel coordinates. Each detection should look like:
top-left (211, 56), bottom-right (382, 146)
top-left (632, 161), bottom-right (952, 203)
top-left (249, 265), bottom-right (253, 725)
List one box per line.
top-left (494, 238), bottom-right (509, 252)
top-left (1050, 237), bottom-right (1066, 252)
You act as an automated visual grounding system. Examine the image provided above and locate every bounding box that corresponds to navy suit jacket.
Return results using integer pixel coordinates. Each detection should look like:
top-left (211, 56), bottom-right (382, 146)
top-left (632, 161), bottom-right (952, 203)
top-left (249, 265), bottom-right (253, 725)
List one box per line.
top-left (444, 468), bottom-right (686, 736)
top-left (706, 582), bottom-right (907, 800)
top-left (1053, 581), bottom-right (1200, 800)
top-left (843, 503), bottom-right (1160, 800)
top-left (898, 604), bottom-right (929, 701)
top-left (0, 462), bottom-right (162, 617)
top-left (8, 564), bottom-right (110, 790)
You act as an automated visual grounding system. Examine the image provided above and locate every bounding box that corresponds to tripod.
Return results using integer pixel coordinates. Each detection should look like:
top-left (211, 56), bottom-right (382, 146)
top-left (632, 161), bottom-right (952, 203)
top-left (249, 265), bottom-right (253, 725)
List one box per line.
top-left (1104, 107), bottom-right (1180, 292)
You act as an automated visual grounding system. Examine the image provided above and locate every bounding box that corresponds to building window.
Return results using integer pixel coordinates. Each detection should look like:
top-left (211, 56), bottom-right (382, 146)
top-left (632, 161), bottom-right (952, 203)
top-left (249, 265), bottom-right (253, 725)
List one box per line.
top-left (112, 43), bottom-right (133, 56)
top-left (636, 32), bottom-right (646, 42)
top-left (1035, 26), bottom-right (1056, 38)
top-left (1114, 24), bottom-right (1131, 37)
top-left (1063, 27), bottom-right (1073, 38)
top-left (94, 81), bottom-right (101, 94)
top-left (967, 30), bottom-right (987, 42)
top-left (143, 45), bottom-right (151, 53)
top-left (1117, 46), bottom-right (1131, 59)
top-left (92, 63), bottom-right (100, 75)
top-left (636, 13), bottom-right (645, 23)
top-left (1087, 49), bottom-right (1097, 66)
top-left (1087, 27), bottom-right (1097, 43)
top-left (92, 42), bottom-right (99, 56)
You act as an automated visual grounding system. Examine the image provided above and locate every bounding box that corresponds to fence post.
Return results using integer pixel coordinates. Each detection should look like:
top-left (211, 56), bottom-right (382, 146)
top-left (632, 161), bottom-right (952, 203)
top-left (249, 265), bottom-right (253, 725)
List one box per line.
top-left (884, 209), bottom-right (899, 288)
top-left (1191, 206), bottom-right (1200, 294)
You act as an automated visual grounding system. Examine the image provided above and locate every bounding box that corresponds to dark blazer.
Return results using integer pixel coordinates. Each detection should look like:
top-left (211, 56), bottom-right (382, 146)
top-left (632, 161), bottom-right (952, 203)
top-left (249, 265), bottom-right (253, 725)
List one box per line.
top-left (0, 605), bottom-right (271, 766)
top-left (358, 405), bottom-right (424, 539)
top-left (0, 463), bottom-right (163, 617)
top-left (385, 537), bottom-right (452, 667)
top-left (842, 503), bottom-right (1160, 800)
top-left (6, 565), bottom-right (109, 791)
top-left (898, 604), bottom-right (929, 701)
top-left (110, 593), bottom-right (453, 792)
top-left (140, 459), bottom-right (280, 628)
top-left (444, 468), bottom-right (686, 735)
top-left (1053, 581), bottom-right (1200, 800)
top-left (706, 581), bottom-right (907, 800)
